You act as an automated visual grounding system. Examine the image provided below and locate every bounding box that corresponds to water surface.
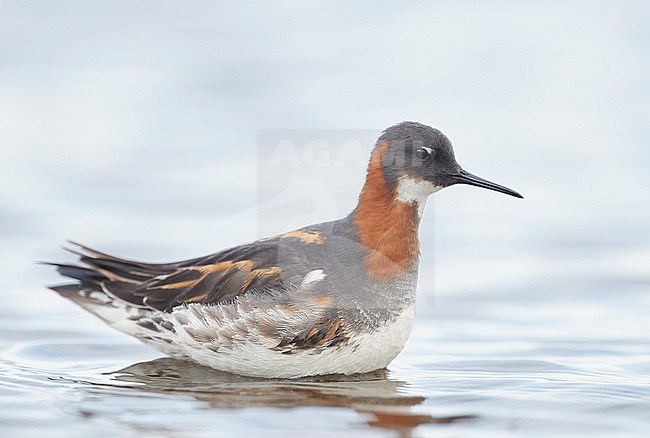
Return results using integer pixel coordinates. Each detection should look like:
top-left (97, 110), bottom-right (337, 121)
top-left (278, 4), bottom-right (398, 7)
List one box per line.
top-left (1, 1), bottom-right (649, 437)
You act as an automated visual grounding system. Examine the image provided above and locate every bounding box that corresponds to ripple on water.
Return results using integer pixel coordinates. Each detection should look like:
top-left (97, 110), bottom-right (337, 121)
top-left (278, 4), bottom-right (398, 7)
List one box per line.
top-left (0, 338), bottom-right (480, 436)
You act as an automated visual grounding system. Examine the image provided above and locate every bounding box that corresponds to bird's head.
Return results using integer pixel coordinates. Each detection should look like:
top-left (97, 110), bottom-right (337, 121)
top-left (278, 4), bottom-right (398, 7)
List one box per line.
top-left (374, 121), bottom-right (523, 202)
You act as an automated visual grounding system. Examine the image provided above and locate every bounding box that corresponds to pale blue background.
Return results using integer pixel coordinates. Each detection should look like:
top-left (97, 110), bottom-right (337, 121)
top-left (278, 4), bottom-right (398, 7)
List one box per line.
top-left (1, 1), bottom-right (649, 437)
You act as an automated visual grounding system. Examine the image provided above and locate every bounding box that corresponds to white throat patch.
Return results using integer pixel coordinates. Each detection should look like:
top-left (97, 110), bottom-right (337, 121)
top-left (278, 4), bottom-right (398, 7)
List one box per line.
top-left (395, 177), bottom-right (441, 216)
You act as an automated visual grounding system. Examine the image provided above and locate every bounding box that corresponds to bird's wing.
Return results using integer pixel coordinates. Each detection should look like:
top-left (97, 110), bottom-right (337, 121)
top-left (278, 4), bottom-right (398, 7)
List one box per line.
top-left (55, 234), bottom-right (322, 312)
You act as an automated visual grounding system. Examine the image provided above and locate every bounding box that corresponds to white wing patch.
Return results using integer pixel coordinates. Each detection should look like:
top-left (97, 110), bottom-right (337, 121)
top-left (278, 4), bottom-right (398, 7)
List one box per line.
top-left (301, 269), bottom-right (326, 286)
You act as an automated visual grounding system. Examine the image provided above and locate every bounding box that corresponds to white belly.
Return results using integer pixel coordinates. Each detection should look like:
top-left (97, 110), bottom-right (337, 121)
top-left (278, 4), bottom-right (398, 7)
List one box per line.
top-left (160, 302), bottom-right (416, 378)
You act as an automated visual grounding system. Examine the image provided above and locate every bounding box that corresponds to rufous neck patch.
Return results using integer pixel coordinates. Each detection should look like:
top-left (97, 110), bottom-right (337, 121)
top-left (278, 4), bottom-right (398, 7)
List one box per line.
top-left (353, 141), bottom-right (420, 282)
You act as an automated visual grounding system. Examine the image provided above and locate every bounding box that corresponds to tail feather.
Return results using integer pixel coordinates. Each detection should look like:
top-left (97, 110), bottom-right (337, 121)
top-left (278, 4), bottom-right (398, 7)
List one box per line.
top-left (46, 244), bottom-right (189, 358)
top-left (66, 240), bottom-right (185, 270)
top-left (48, 282), bottom-right (118, 320)
top-left (62, 242), bottom-right (163, 284)
top-left (45, 263), bottom-right (105, 289)
top-left (45, 242), bottom-right (177, 308)
top-left (49, 283), bottom-right (85, 299)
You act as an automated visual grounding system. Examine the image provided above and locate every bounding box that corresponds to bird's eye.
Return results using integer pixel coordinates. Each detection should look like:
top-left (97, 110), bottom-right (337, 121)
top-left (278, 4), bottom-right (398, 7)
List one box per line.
top-left (414, 147), bottom-right (433, 160)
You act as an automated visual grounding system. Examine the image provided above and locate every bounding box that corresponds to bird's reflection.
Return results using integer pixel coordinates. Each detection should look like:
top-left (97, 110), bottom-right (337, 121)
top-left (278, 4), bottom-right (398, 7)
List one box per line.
top-left (107, 357), bottom-right (476, 435)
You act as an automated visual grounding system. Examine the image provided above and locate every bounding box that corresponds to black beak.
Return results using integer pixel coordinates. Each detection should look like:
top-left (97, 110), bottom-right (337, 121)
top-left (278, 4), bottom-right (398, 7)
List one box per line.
top-left (451, 169), bottom-right (523, 199)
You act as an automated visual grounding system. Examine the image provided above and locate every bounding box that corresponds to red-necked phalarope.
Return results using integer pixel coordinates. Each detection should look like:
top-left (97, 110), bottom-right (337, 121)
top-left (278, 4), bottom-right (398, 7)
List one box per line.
top-left (49, 122), bottom-right (523, 378)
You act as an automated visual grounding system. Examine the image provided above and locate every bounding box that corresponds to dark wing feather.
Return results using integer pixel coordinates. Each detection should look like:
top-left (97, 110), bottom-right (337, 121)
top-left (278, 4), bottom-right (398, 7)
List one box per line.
top-left (53, 239), bottom-right (312, 312)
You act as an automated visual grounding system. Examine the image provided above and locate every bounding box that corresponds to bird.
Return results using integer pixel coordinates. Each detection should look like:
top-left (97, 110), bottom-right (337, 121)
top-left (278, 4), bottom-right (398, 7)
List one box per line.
top-left (48, 121), bottom-right (523, 378)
